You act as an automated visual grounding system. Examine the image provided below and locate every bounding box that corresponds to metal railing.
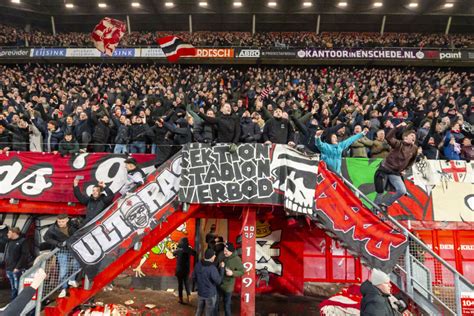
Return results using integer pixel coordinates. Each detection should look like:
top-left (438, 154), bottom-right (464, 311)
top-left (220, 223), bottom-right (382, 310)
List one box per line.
top-left (18, 248), bottom-right (83, 316)
top-left (340, 176), bottom-right (474, 315)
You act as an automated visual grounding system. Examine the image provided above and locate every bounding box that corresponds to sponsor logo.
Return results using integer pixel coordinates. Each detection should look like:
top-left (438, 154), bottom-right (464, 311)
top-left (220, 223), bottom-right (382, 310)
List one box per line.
top-left (423, 50), bottom-right (440, 59)
top-left (440, 51), bottom-right (462, 60)
top-left (0, 49), bottom-right (29, 58)
top-left (66, 48), bottom-right (101, 57)
top-left (297, 49), bottom-right (418, 59)
top-left (469, 52), bottom-right (474, 59)
top-left (140, 48), bottom-right (165, 58)
top-left (415, 51), bottom-right (425, 59)
top-left (261, 50), bottom-right (296, 58)
top-left (237, 49), bottom-right (260, 58)
top-left (32, 48), bottom-right (67, 57)
top-left (196, 48), bottom-right (234, 58)
top-left (110, 48), bottom-right (136, 57)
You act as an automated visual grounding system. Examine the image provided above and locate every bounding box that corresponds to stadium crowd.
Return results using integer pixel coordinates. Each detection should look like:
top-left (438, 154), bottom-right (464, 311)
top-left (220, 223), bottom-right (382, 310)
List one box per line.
top-left (0, 64), bottom-right (472, 163)
top-left (1, 24), bottom-right (473, 48)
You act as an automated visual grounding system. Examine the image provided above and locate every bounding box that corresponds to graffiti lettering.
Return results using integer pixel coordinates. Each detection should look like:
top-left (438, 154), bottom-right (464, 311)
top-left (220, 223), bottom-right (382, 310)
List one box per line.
top-left (70, 157), bottom-right (181, 264)
top-left (0, 160), bottom-right (52, 196)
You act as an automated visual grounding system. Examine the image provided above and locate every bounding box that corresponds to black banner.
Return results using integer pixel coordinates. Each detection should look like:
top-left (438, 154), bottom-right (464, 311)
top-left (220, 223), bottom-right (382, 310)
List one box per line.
top-left (179, 143), bottom-right (320, 215)
top-left (0, 48), bottom-right (30, 58)
top-left (68, 153), bottom-right (182, 278)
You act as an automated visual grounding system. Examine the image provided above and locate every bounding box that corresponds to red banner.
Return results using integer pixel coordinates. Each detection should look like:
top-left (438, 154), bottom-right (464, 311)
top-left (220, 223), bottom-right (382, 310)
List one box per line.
top-left (314, 162), bottom-right (408, 273)
top-left (0, 152), bottom-right (156, 203)
top-left (241, 208), bottom-right (256, 316)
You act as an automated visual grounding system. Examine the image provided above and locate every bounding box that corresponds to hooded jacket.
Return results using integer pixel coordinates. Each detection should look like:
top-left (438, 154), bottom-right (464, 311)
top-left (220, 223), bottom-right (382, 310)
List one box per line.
top-left (199, 112), bottom-right (240, 143)
top-left (360, 280), bottom-right (395, 316)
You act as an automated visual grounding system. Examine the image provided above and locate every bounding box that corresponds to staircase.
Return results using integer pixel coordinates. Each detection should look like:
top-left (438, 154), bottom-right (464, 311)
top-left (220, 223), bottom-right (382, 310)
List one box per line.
top-left (339, 174), bottom-right (473, 315)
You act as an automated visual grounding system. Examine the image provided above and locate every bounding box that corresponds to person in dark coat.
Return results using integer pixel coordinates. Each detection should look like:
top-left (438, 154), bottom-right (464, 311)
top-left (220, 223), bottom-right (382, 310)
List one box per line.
top-left (112, 115), bottom-right (130, 154)
top-left (198, 103), bottom-right (240, 143)
top-left (73, 179), bottom-right (115, 224)
top-left (129, 116), bottom-right (149, 153)
top-left (4, 227), bottom-right (31, 300)
top-left (58, 132), bottom-right (79, 156)
top-left (91, 112), bottom-right (110, 153)
top-left (205, 224), bottom-right (217, 250)
top-left (43, 214), bottom-right (81, 298)
top-left (360, 269), bottom-right (395, 316)
top-left (34, 120), bottom-right (64, 153)
top-left (262, 108), bottom-right (295, 146)
top-left (194, 109), bottom-right (217, 144)
top-left (0, 114), bottom-right (29, 151)
top-left (240, 110), bottom-right (262, 143)
top-left (172, 237), bottom-right (196, 304)
top-left (74, 112), bottom-right (93, 151)
top-left (192, 249), bottom-right (224, 316)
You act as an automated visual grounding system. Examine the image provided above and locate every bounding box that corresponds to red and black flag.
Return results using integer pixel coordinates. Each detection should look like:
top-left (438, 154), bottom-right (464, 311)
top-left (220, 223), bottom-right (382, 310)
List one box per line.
top-left (314, 161), bottom-right (408, 273)
top-left (156, 36), bottom-right (196, 62)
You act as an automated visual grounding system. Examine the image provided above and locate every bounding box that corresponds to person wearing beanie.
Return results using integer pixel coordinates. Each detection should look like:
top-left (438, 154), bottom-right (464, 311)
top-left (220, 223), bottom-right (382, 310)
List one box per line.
top-left (215, 241), bottom-right (244, 316)
top-left (360, 269), bottom-right (395, 316)
top-left (374, 121), bottom-right (418, 211)
top-left (192, 249), bottom-right (224, 316)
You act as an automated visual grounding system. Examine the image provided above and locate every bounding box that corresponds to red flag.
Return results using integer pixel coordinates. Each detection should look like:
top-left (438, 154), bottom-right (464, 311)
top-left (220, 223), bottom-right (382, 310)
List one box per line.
top-left (156, 36), bottom-right (196, 62)
top-left (91, 17), bottom-right (126, 56)
top-left (314, 161), bottom-right (408, 273)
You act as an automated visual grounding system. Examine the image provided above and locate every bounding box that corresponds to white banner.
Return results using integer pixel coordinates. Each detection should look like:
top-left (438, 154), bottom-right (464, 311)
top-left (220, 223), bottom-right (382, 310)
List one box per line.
top-left (140, 48), bottom-right (165, 58)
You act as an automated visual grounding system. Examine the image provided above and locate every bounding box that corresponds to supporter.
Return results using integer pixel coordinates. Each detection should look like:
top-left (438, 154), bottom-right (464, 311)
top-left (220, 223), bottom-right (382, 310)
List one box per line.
top-left (44, 214), bottom-right (81, 298)
top-left (193, 249), bottom-right (224, 316)
top-left (350, 125), bottom-right (372, 158)
top-left (58, 131), bottom-right (79, 156)
top-left (374, 122), bottom-right (418, 210)
top-left (370, 130), bottom-right (391, 159)
top-left (315, 128), bottom-right (367, 174)
top-left (0, 114), bottom-right (29, 151)
top-left (111, 115), bottom-right (130, 154)
top-left (73, 179), bottom-right (114, 224)
top-left (0, 125), bottom-right (10, 152)
top-left (461, 138), bottom-right (474, 161)
top-left (119, 157), bottom-right (145, 196)
top-left (198, 103), bottom-right (240, 144)
top-left (443, 130), bottom-right (462, 160)
top-left (193, 108), bottom-right (217, 144)
top-left (240, 110), bottom-right (262, 143)
top-left (262, 108), bottom-right (295, 146)
top-left (4, 227), bottom-right (31, 300)
top-left (216, 242), bottom-right (244, 316)
top-left (360, 269), bottom-right (393, 316)
top-left (91, 109), bottom-right (111, 153)
top-left (129, 116), bottom-right (149, 153)
top-left (172, 237), bottom-right (196, 304)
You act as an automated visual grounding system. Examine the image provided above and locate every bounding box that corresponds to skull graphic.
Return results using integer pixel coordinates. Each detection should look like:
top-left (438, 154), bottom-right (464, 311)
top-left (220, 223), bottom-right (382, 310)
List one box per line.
top-left (270, 145), bottom-right (319, 216)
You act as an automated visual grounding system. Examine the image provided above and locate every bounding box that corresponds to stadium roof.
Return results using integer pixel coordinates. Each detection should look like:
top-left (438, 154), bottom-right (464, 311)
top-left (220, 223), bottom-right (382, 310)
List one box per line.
top-left (0, 0), bottom-right (472, 33)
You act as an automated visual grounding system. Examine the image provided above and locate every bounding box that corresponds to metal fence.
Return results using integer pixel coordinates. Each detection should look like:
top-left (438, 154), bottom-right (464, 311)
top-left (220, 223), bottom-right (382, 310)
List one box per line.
top-left (18, 248), bottom-right (83, 316)
top-left (341, 176), bottom-right (473, 316)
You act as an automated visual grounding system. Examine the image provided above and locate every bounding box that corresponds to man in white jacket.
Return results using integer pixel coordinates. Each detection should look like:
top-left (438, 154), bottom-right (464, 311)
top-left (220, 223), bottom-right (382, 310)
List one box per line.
top-left (119, 157), bottom-right (145, 196)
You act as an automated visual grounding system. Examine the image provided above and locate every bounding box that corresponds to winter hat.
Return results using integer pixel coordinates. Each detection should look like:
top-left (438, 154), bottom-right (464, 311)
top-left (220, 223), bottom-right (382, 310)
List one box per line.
top-left (225, 242), bottom-right (235, 252)
top-left (370, 269), bottom-right (390, 286)
top-left (124, 157), bottom-right (138, 166)
top-left (204, 249), bottom-right (215, 260)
